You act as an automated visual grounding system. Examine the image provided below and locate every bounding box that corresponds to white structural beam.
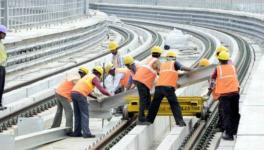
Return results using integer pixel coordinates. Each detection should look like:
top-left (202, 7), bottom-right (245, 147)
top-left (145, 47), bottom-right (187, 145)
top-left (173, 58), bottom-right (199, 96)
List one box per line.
top-left (0, 127), bottom-right (68, 150)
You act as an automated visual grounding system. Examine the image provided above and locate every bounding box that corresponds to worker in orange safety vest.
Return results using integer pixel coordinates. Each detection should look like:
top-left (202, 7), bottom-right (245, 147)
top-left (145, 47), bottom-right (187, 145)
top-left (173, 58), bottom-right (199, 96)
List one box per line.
top-left (210, 46), bottom-right (233, 133)
top-left (123, 55), bottom-right (141, 89)
top-left (70, 66), bottom-right (111, 138)
top-left (104, 63), bottom-right (133, 115)
top-left (207, 51), bottom-right (240, 141)
top-left (104, 63), bottom-right (132, 94)
top-left (145, 50), bottom-right (191, 126)
top-left (51, 67), bottom-right (89, 133)
top-left (133, 46), bottom-right (162, 123)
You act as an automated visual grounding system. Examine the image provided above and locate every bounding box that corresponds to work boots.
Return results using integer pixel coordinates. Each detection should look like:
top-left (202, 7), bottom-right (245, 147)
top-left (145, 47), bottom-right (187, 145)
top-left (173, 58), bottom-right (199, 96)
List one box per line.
top-left (176, 120), bottom-right (186, 127)
top-left (222, 132), bottom-right (234, 141)
top-left (0, 104), bottom-right (6, 110)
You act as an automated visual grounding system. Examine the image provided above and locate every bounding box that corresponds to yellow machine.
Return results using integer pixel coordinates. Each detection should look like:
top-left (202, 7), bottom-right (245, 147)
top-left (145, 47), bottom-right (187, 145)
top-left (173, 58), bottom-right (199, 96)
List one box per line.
top-left (126, 96), bottom-right (206, 117)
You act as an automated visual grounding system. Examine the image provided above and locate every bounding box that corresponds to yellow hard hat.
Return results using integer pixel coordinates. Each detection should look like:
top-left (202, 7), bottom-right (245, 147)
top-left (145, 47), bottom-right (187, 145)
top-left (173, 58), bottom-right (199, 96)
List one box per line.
top-left (216, 45), bottom-right (228, 54)
top-left (123, 55), bottom-right (134, 65)
top-left (108, 41), bottom-right (119, 51)
top-left (151, 46), bottom-right (162, 54)
top-left (104, 63), bottom-right (114, 74)
top-left (166, 50), bottom-right (176, 57)
top-left (93, 66), bottom-right (104, 76)
top-left (218, 51), bottom-right (230, 61)
top-left (79, 66), bottom-right (89, 75)
top-left (199, 58), bottom-right (210, 67)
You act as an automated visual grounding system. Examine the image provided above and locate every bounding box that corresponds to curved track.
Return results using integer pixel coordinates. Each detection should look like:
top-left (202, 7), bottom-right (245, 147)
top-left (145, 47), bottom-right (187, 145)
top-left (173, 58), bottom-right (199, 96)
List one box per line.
top-left (4, 26), bottom-right (132, 93)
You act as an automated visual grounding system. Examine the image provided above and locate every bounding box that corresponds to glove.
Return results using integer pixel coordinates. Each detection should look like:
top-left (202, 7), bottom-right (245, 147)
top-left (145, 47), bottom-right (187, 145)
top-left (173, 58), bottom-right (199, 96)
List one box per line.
top-left (202, 94), bottom-right (210, 100)
top-left (97, 98), bottom-right (104, 103)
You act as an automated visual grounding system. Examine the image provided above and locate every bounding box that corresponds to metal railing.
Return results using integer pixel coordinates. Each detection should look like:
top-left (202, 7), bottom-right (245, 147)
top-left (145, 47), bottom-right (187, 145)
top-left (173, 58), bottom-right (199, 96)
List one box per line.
top-left (0, 0), bottom-right (89, 29)
top-left (90, 0), bottom-right (264, 14)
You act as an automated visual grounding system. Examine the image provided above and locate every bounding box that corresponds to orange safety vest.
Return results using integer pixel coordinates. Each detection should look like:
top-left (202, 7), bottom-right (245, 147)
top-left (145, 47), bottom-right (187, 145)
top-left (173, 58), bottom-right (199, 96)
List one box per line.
top-left (56, 80), bottom-right (74, 102)
top-left (156, 61), bottom-right (178, 88)
top-left (72, 74), bottom-right (96, 96)
top-left (130, 64), bottom-right (140, 79)
top-left (215, 64), bottom-right (239, 95)
top-left (133, 58), bottom-right (158, 89)
top-left (116, 68), bottom-right (131, 88)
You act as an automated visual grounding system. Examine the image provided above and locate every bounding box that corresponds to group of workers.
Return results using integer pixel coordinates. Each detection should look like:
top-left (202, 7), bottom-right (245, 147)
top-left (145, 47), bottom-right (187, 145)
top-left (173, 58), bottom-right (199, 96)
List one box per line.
top-left (51, 39), bottom-right (240, 141)
top-left (51, 40), bottom-right (193, 138)
top-left (133, 46), bottom-right (191, 126)
top-left (0, 25), bottom-right (240, 141)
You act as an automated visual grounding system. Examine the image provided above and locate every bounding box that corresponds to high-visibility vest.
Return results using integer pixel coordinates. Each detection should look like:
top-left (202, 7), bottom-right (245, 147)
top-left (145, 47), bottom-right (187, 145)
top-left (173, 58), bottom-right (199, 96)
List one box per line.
top-left (133, 58), bottom-right (158, 89)
top-left (130, 63), bottom-right (140, 79)
top-left (56, 80), bottom-right (74, 102)
top-left (215, 64), bottom-right (239, 94)
top-left (156, 61), bottom-right (178, 88)
top-left (72, 74), bottom-right (96, 96)
top-left (116, 68), bottom-right (131, 88)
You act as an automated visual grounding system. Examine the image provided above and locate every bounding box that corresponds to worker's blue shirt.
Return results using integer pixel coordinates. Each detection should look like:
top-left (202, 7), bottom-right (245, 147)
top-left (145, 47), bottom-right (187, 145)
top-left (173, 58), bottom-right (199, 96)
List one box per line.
top-left (131, 64), bottom-right (137, 74)
top-left (174, 61), bottom-right (183, 71)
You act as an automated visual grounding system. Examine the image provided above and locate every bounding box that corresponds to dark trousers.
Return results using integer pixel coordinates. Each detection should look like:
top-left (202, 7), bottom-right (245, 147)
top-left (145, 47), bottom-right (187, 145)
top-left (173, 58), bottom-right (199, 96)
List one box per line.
top-left (0, 66), bottom-right (5, 107)
top-left (217, 101), bottom-right (224, 131)
top-left (71, 92), bottom-right (91, 136)
top-left (219, 94), bottom-right (240, 136)
top-left (135, 81), bottom-right (151, 121)
top-left (147, 86), bottom-right (184, 124)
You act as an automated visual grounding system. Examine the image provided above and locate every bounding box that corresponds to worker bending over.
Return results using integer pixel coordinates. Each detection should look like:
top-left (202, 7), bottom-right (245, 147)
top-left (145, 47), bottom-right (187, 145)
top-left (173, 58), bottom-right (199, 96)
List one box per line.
top-left (51, 67), bottom-right (89, 134)
top-left (108, 41), bottom-right (123, 68)
top-left (207, 51), bottom-right (240, 141)
top-left (123, 55), bottom-right (140, 89)
top-left (104, 63), bottom-right (132, 94)
top-left (123, 55), bottom-right (138, 75)
top-left (133, 46), bottom-right (161, 123)
top-left (104, 63), bottom-right (132, 115)
top-left (70, 66), bottom-right (111, 138)
top-left (146, 50), bottom-right (191, 126)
